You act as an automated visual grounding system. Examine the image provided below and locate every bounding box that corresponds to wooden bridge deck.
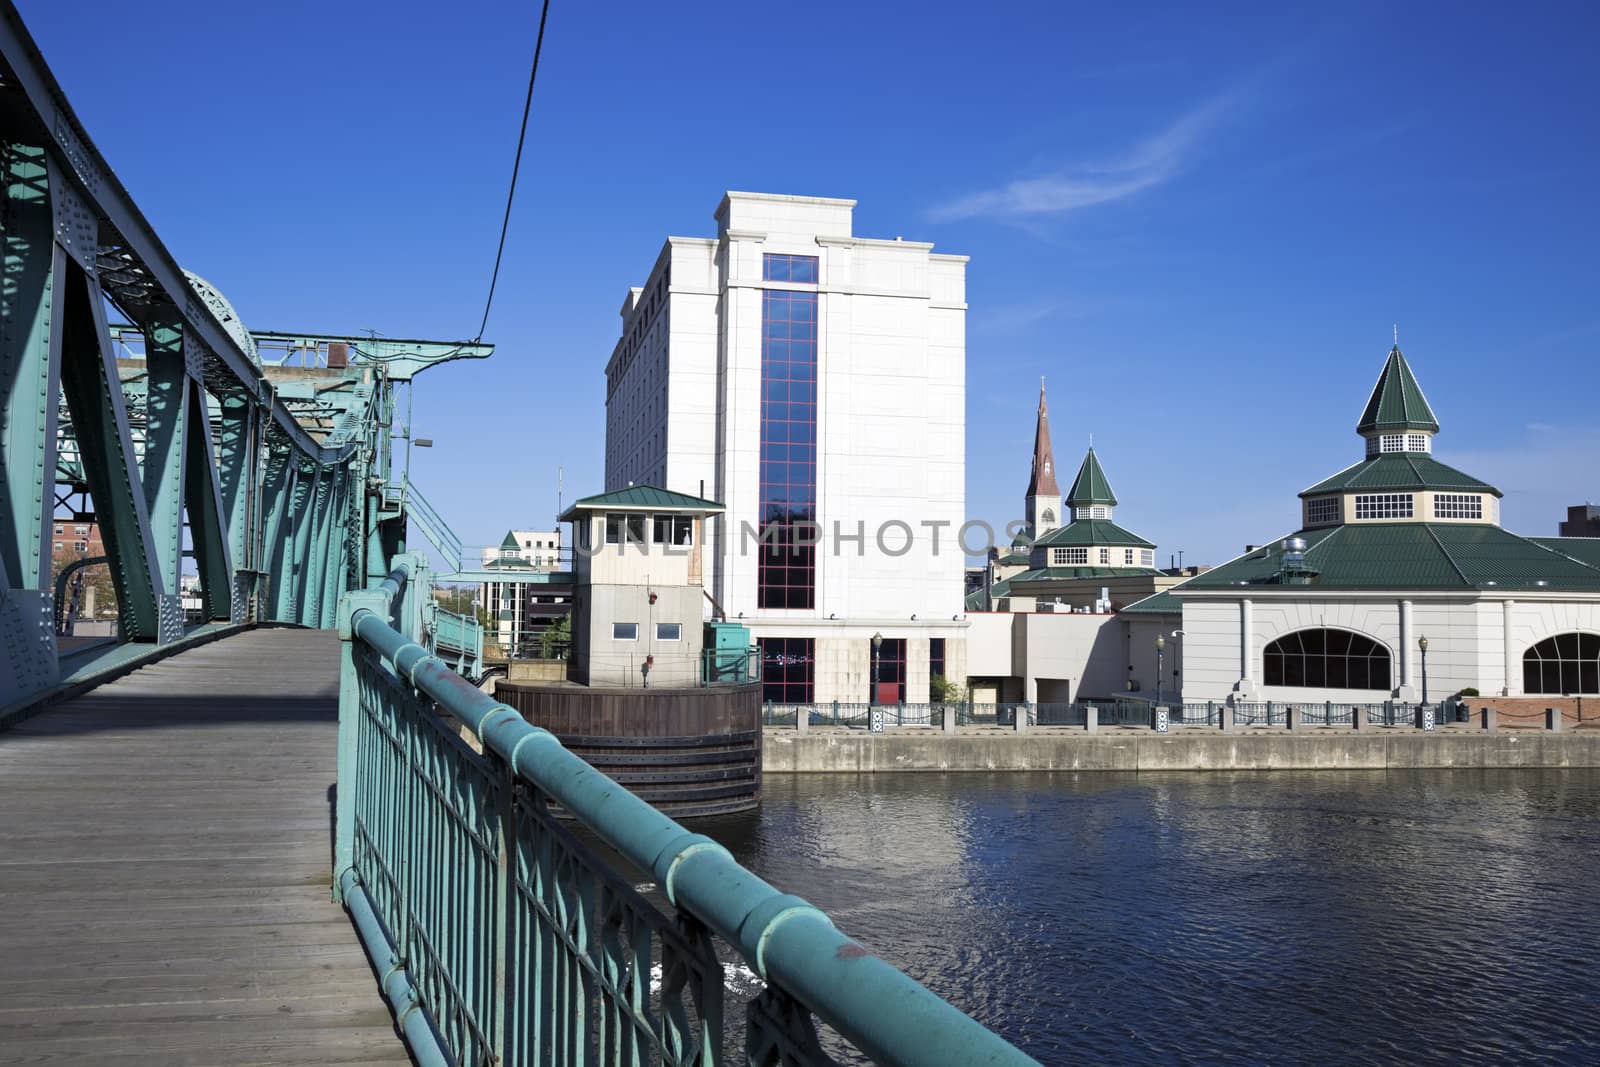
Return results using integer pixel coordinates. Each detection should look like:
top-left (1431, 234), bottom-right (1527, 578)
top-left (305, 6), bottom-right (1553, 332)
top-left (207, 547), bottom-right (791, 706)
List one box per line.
top-left (0, 628), bottom-right (406, 1065)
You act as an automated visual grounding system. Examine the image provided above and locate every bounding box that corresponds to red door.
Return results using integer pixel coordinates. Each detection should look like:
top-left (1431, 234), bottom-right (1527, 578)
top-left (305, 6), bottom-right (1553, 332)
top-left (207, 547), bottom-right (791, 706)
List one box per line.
top-left (876, 681), bottom-right (900, 705)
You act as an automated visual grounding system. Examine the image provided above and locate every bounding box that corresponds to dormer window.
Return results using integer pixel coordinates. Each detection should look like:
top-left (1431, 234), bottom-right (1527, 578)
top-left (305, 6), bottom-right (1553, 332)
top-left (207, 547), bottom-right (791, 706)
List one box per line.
top-left (1380, 434), bottom-right (1405, 453)
top-left (1368, 432), bottom-right (1431, 456)
top-left (1305, 496), bottom-right (1341, 526)
top-left (1407, 433), bottom-right (1430, 453)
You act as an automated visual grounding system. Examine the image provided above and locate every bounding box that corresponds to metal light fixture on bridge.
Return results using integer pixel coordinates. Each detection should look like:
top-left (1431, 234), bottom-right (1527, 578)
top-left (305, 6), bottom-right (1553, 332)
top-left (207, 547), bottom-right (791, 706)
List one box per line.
top-left (414, 438), bottom-right (433, 448)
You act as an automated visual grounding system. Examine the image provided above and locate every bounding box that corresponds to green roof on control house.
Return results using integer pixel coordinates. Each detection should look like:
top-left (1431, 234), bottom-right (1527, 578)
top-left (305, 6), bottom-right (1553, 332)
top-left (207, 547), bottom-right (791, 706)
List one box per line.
top-left (1033, 519), bottom-right (1153, 549)
top-left (1356, 346), bottom-right (1440, 434)
top-left (560, 485), bottom-right (725, 520)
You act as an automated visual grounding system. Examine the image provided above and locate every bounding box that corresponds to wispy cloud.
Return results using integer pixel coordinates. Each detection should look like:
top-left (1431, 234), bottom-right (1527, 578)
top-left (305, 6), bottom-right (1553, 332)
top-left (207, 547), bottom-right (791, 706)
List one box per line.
top-left (928, 89), bottom-right (1248, 223)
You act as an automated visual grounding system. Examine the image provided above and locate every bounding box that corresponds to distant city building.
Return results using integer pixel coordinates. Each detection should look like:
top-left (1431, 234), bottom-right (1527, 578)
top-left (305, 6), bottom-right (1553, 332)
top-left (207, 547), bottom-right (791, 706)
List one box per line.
top-left (1559, 504), bottom-right (1600, 537)
top-left (50, 519), bottom-right (102, 563)
top-left (479, 528), bottom-right (566, 656)
top-left (602, 191), bottom-right (969, 703)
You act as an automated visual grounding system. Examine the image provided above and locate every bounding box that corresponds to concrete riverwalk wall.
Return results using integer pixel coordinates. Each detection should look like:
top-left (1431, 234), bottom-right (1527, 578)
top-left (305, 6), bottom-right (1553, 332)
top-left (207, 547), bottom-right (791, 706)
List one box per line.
top-left (762, 728), bottom-right (1600, 773)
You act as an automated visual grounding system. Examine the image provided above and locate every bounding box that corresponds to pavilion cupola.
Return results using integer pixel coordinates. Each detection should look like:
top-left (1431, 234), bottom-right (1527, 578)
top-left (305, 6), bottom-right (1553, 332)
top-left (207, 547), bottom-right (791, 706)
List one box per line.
top-left (1357, 345), bottom-right (1440, 457)
top-left (1065, 447), bottom-right (1117, 521)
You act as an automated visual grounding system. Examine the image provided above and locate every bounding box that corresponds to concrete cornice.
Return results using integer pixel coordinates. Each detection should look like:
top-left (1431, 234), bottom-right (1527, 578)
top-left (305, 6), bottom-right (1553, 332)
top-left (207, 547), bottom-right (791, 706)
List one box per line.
top-left (814, 235), bottom-right (937, 252)
top-left (1173, 587), bottom-right (1600, 603)
top-left (724, 229), bottom-right (768, 243)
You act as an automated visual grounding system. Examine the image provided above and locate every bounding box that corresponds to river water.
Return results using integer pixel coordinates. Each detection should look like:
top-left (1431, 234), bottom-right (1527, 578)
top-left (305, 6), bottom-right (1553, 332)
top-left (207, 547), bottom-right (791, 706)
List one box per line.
top-left (695, 770), bottom-right (1600, 1064)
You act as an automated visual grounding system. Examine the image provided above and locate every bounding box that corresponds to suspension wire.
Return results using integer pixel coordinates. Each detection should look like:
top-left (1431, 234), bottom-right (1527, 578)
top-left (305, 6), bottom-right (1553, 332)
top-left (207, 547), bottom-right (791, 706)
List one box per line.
top-left (475, 0), bottom-right (552, 343)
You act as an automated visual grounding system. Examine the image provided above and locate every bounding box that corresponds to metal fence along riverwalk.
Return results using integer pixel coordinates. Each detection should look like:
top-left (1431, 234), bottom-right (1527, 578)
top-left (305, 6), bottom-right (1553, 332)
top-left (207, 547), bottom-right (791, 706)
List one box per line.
top-left (336, 558), bottom-right (1036, 1066)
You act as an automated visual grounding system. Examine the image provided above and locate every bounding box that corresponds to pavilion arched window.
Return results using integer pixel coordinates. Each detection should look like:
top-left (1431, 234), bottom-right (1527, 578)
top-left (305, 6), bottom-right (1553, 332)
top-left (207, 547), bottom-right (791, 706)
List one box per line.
top-left (1523, 633), bottom-right (1600, 694)
top-left (1263, 629), bottom-right (1391, 690)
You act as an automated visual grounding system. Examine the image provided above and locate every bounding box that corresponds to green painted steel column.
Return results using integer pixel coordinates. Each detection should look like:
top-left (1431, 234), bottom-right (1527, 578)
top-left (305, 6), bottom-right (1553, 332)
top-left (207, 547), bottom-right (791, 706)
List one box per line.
top-left (184, 376), bottom-right (235, 620)
top-left (55, 261), bottom-right (167, 641)
top-left (319, 469), bottom-right (350, 628)
top-left (257, 445), bottom-right (293, 621)
top-left (0, 139), bottom-right (63, 708)
top-left (139, 320), bottom-right (188, 600)
top-left (215, 390), bottom-right (256, 618)
top-left (0, 141), bottom-right (60, 595)
top-left (282, 464), bottom-right (318, 624)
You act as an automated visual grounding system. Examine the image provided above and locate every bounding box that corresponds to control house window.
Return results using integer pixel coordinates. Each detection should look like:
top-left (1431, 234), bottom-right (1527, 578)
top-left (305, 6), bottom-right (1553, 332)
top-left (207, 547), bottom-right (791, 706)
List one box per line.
top-left (612, 623), bottom-right (638, 641)
top-left (760, 637), bottom-right (814, 703)
top-left (1139, 549), bottom-right (1155, 567)
top-left (655, 623), bottom-right (682, 642)
top-left (1523, 633), bottom-right (1599, 694)
top-left (1264, 628), bottom-right (1392, 690)
top-left (653, 514), bottom-right (693, 545)
top-left (1305, 496), bottom-right (1341, 526)
top-left (1354, 493), bottom-right (1414, 520)
top-left (1433, 494), bottom-right (1483, 520)
top-left (1124, 548), bottom-right (1135, 566)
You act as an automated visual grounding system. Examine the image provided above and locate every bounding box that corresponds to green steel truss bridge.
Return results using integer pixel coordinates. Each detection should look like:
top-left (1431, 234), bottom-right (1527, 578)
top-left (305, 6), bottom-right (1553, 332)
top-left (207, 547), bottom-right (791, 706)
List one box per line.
top-left (0, 6), bottom-right (1035, 1064)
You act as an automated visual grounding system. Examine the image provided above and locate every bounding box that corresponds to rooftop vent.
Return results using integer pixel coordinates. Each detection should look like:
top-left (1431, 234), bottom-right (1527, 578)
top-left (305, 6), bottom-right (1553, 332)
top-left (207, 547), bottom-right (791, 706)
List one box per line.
top-left (1278, 537), bottom-right (1317, 585)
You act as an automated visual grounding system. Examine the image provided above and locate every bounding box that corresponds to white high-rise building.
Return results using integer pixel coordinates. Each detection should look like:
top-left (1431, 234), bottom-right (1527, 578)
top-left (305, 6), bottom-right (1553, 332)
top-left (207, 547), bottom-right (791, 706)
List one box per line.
top-left (603, 192), bottom-right (968, 704)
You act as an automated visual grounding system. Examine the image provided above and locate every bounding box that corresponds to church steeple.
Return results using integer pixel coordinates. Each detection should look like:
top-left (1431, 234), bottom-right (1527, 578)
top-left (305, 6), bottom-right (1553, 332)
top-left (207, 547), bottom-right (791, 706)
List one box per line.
top-left (1066, 447), bottom-right (1118, 518)
top-left (1025, 380), bottom-right (1061, 537)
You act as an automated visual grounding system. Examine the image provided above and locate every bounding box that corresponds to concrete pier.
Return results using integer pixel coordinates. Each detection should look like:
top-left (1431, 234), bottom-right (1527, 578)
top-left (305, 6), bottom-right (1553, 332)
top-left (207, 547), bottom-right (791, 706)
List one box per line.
top-left (761, 727), bottom-right (1600, 773)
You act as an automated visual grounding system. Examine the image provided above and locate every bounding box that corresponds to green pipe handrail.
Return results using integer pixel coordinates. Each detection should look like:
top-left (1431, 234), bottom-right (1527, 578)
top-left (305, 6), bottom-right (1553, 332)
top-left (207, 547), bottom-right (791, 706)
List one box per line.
top-left (335, 557), bottom-right (1036, 1066)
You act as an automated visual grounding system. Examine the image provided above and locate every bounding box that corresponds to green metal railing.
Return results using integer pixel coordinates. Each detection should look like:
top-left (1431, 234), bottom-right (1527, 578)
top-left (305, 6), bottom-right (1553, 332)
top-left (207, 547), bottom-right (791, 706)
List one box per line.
top-left (336, 558), bottom-right (1035, 1066)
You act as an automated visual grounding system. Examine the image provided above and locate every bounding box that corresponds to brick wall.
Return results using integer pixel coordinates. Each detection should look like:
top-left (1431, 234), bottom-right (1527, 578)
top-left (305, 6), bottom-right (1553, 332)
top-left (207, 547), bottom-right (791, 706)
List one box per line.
top-left (1466, 696), bottom-right (1594, 728)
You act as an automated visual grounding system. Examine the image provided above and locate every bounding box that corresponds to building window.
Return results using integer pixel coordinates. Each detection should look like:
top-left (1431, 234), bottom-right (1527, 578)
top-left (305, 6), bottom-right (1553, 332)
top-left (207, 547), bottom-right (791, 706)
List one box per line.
top-left (1305, 496), bottom-right (1341, 526)
top-left (1407, 434), bottom-right (1429, 453)
top-left (1124, 548), bottom-right (1135, 566)
top-left (758, 287), bottom-right (818, 609)
top-left (53, 541), bottom-right (62, 552)
top-left (1051, 547), bottom-right (1088, 566)
top-left (762, 253), bottom-right (819, 284)
top-left (930, 637), bottom-right (945, 687)
top-left (612, 623), bottom-right (638, 641)
top-left (872, 637), bottom-right (907, 703)
top-left (54, 524), bottom-right (62, 535)
top-left (1433, 494), bottom-right (1483, 520)
top-left (1354, 493), bottom-right (1414, 520)
top-left (604, 515), bottom-right (623, 544)
top-left (1380, 434), bottom-right (1405, 453)
top-left (653, 514), bottom-right (693, 545)
top-left (760, 637), bottom-right (814, 703)
top-left (1263, 629), bottom-right (1391, 690)
top-left (1098, 547), bottom-right (1110, 565)
top-left (74, 525), bottom-right (88, 535)
top-left (1139, 549), bottom-right (1155, 567)
top-left (74, 541), bottom-right (87, 552)
top-left (1041, 508), bottom-right (1055, 524)
top-left (1523, 633), bottom-right (1599, 694)
top-left (1074, 506), bottom-right (1109, 520)
top-left (656, 623), bottom-right (682, 642)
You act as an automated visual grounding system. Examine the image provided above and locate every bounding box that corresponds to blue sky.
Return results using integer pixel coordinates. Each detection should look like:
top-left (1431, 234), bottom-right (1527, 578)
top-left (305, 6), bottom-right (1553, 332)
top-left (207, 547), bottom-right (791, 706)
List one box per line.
top-left (22, 0), bottom-right (1600, 566)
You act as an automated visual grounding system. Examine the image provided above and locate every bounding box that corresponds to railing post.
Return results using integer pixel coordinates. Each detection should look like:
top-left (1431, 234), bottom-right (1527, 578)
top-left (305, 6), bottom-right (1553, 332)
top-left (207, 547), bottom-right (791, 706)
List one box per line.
top-left (334, 588), bottom-right (389, 900)
top-left (797, 704), bottom-right (808, 734)
top-left (1352, 704), bottom-right (1365, 730)
top-left (1014, 703), bottom-right (1029, 734)
top-left (1481, 705), bottom-right (1496, 731)
top-left (942, 705), bottom-right (956, 734)
top-left (1220, 703), bottom-right (1234, 733)
top-left (1084, 704), bottom-right (1097, 734)
top-left (1153, 706), bottom-right (1169, 733)
top-left (1286, 705), bottom-right (1299, 731)
top-left (1547, 706), bottom-right (1562, 732)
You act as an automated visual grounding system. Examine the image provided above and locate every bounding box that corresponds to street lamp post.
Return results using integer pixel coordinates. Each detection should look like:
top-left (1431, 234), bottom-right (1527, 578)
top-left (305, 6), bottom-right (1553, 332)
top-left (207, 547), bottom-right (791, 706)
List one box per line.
top-left (1155, 634), bottom-right (1166, 706)
top-left (1418, 635), bottom-right (1430, 708)
top-left (871, 631), bottom-right (883, 705)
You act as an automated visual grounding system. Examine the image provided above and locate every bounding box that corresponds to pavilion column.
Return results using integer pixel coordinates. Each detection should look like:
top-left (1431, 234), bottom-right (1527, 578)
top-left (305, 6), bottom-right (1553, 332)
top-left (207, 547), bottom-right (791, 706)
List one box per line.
top-left (1240, 598), bottom-right (1254, 684)
top-left (1502, 599), bottom-right (1517, 696)
top-left (1399, 599), bottom-right (1413, 687)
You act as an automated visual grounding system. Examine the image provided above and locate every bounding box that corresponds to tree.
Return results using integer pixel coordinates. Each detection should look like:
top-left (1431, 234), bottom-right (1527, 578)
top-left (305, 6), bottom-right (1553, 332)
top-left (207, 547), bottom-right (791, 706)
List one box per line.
top-left (930, 674), bottom-right (965, 705)
top-left (540, 615), bottom-right (571, 660)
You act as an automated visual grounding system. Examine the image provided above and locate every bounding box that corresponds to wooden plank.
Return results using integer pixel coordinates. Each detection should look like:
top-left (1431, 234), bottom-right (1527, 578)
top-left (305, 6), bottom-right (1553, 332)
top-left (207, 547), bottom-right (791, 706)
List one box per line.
top-left (0, 628), bottom-right (407, 1064)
